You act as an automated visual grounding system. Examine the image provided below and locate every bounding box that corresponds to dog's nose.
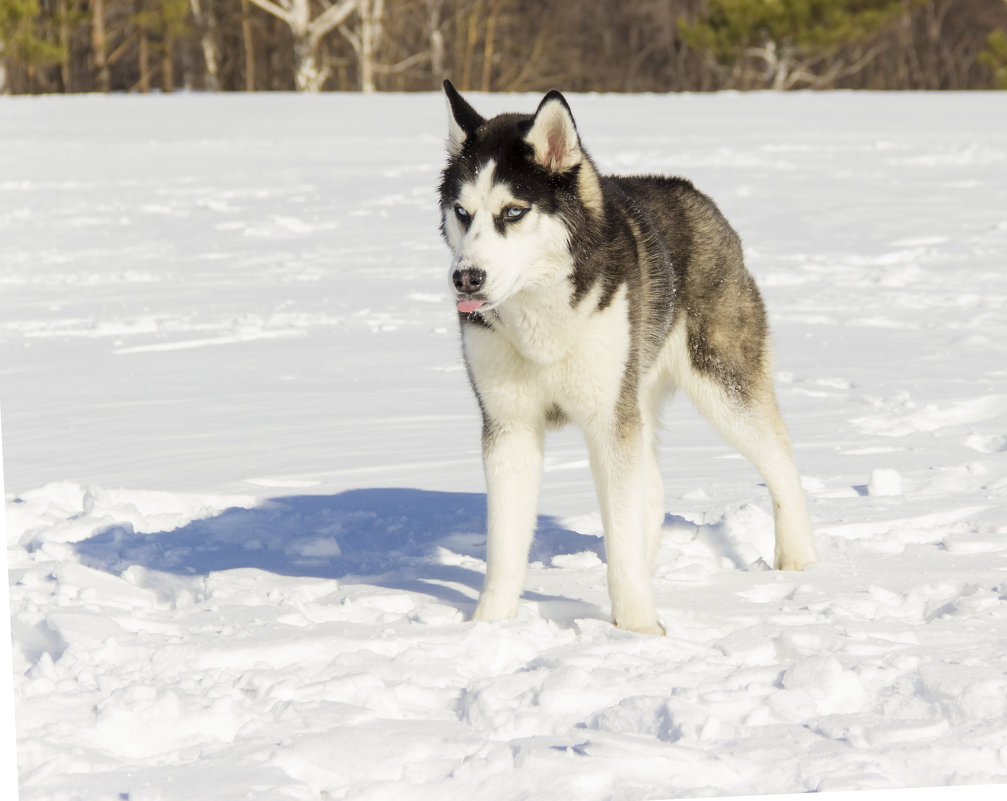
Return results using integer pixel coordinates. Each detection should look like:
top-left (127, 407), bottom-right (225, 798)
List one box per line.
top-left (453, 268), bottom-right (485, 295)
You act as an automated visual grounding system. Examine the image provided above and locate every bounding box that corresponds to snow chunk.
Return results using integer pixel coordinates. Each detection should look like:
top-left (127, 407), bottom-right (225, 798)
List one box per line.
top-left (868, 467), bottom-right (902, 496)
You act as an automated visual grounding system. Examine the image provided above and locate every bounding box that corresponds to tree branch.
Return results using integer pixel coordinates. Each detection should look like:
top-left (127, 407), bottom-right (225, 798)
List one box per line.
top-left (246, 0), bottom-right (292, 26)
top-left (339, 23), bottom-right (361, 56)
top-left (310, 0), bottom-right (357, 39)
top-left (371, 51), bottom-right (430, 75)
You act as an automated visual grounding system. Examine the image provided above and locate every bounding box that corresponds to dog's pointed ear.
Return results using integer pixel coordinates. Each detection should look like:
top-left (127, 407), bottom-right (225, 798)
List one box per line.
top-left (524, 90), bottom-right (582, 173)
top-left (444, 80), bottom-right (484, 156)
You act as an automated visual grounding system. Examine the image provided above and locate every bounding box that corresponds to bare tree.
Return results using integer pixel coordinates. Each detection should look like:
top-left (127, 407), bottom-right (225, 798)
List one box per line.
top-left (427, 0), bottom-right (446, 83)
top-left (240, 0), bottom-right (256, 89)
top-left (339, 0), bottom-right (382, 91)
top-left (158, 0), bottom-right (187, 92)
top-left (135, 0), bottom-right (151, 92)
top-left (188, 0), bottom-right (220, 90)
top-left (90, 0), bottom-right (110, 90)
top-left (57, 0), bottom-right (73, 90)
top-left (246, 0), bottom-right (356, 91)
top-left (336, 0), bottom-right (440, 91)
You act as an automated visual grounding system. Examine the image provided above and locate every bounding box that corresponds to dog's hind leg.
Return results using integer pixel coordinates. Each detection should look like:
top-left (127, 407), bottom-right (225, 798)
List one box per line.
top-left (730, 399), bottom-right (817, 571)
top-left (682, 373), bottom-right (817, 571)
top-left (472, 422), bottom-right (545, 622)
top-left (669, 327), bottom-right (817, 571)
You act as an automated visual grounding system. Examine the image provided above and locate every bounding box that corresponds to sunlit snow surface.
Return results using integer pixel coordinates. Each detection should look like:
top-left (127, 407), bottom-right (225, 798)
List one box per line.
top-left (4, 92), bottom-right (1007, 799)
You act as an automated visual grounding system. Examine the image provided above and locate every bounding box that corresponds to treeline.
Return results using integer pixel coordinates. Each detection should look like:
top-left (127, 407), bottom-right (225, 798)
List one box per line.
top-left (3, 0), bottom-right (1007, 94)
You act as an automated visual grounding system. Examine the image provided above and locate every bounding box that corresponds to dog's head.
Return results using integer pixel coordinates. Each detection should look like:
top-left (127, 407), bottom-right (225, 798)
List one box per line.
top-left (438, 81), bottom-right (602, 315)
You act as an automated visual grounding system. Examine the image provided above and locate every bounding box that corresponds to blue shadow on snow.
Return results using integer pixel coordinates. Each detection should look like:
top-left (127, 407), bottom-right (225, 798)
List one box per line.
top-left (74, 488), bottom-right (607, 616)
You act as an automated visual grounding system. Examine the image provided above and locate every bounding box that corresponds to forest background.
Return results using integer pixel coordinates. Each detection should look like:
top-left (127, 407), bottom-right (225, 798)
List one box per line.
top-left (2, 0), bottom-right (1007, 95)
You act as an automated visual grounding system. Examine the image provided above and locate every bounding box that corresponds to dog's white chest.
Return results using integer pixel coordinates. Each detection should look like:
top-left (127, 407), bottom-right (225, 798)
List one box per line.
top-left (493, 304), bottom-right (578, 365)
top-left (491, 279), bottom-right (618, 364)
top-left (464, 285), bottom-right (632, 426)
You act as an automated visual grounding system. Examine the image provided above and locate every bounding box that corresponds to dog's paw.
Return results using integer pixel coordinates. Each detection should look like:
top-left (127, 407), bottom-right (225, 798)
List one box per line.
top-left (774, 548), bottom-right (818, 571)
top-left (613, 617), bottom-right (667, 636)
top-left (471, 594), bottom-right (518, 622)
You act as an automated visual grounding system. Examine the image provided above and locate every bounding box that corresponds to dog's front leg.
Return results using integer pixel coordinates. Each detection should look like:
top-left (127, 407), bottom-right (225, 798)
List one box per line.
top-left (472, 422), bottom-right (545, 622)
top-left (587, 419), bottom-right (665, 635)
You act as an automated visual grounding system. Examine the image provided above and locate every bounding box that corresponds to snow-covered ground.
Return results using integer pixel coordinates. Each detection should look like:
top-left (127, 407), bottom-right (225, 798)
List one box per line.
top-left (3, 91), bottom-right (1007, 800)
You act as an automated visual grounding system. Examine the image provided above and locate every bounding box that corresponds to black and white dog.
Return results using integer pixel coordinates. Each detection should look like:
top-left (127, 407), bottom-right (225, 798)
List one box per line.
top-left (438, 82), bottom-right (817, 634)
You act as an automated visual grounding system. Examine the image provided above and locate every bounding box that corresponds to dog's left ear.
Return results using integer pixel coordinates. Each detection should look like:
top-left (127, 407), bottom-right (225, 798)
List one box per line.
top-left (525, 90), bottom-right (583, 173)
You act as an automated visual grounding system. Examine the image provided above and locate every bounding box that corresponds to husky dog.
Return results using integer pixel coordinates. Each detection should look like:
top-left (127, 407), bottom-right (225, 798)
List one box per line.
top-left (438, 81), bottom-right (817, 635)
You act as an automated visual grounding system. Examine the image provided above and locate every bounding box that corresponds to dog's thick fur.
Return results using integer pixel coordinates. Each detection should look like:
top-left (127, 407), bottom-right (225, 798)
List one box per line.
top-left (438, 82), bottom-right (817, 634)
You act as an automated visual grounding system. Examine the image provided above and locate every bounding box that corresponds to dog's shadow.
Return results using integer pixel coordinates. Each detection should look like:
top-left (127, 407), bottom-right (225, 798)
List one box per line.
top-left (73, 488), bottom-right (608, 624)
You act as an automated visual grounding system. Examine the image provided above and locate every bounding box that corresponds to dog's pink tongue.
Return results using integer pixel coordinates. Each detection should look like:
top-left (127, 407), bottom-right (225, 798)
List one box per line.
top-left (457, 299), bottom-right (485, 313)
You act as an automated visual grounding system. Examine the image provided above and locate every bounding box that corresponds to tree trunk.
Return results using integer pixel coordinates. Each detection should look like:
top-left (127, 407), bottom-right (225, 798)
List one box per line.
top-left (267, 14), bottom-right (283, 89)
top-left (358, 0), bottom-right (384, 92)
top-left (427, 0), bottom-right (445, 85)
top-left (480, 8), bottom-right (496, 91)
top-left (91, 0), bottom-right (110, 92)
top-left (241, 0), bottom-right (256, 90)
top-left (289, 0), bottom-right (327, 91)
top-left (461, 0), bottom-right (481, 90)
top-left (59, 0), bottom-right (73, 91)
top-left (162, 30), bottom-right (175, 92)
top-left (138, 14), bottom-right (151, 93)
top-left (189, 0), bottom-right (220, 90)
top-left (293, 28), bottom-right (326, 91)
top-left (293, 37), bottom-right (317, 91)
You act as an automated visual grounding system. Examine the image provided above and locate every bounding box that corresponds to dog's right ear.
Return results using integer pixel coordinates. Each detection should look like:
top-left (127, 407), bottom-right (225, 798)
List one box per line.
top-left (444, 80), bottom-right (484, 156)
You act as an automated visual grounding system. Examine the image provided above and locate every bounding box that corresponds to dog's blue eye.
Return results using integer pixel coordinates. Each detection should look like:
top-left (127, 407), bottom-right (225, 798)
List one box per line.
top-left (454, 205), bottom-right (470, 222)
top-left (503, 206), bottom-right (528, 222)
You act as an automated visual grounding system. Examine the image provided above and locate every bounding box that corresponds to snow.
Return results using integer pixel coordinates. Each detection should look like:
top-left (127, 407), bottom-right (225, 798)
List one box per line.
top-left (3, 91), bottom-right (1007, 799)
